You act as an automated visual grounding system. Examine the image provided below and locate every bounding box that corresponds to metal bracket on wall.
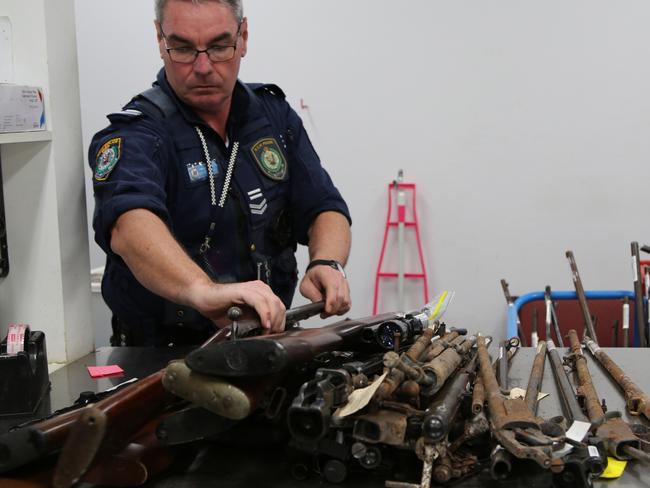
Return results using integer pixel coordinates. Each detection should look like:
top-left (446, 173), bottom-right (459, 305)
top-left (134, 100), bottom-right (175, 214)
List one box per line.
top-left (0, 154), bottom-right (9, 277)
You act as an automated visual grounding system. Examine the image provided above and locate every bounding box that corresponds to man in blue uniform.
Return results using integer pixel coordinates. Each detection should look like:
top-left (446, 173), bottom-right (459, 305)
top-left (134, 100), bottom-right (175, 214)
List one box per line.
top-left (89, 0), bottom-right (352, 346)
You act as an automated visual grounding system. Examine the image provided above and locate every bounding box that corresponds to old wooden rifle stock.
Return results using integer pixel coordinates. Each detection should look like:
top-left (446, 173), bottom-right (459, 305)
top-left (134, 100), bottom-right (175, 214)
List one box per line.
top-left (164, 301), bottom-right (444, 420)
top-left (0, 301), bottom-right (326, 483)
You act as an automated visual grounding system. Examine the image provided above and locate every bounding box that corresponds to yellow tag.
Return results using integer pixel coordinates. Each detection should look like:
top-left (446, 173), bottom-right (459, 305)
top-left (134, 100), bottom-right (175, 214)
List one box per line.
top-left (600, 457), bottom-right (627, 479)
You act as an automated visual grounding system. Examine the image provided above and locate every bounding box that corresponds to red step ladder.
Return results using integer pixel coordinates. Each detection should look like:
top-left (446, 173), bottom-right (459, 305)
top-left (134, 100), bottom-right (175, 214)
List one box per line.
top-left (373, 173), bottom-right (429, 314)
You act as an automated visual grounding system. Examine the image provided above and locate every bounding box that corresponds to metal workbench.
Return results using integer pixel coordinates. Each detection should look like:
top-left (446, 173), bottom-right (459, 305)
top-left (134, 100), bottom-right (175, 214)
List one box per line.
top-left (2, 346), bottom-right (649, 487)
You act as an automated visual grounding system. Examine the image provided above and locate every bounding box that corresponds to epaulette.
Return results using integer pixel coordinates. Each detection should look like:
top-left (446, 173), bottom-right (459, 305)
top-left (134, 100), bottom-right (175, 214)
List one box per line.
top-left (107, 109), bottom-right (144, 123)
top-left (251, 83), bottom-right (286, 100)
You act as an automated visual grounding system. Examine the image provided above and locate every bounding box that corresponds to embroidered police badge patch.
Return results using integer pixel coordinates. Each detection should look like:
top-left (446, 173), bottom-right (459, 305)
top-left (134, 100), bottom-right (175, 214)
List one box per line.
top-left (251, 138), bottom-right (287, 181)
top-left (94, 137), bottom-right (122, 181)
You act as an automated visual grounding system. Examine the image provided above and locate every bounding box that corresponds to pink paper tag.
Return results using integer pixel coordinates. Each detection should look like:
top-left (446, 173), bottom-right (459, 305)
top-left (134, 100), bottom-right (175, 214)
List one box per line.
top-left (87, 365), bottom-right (124, 379)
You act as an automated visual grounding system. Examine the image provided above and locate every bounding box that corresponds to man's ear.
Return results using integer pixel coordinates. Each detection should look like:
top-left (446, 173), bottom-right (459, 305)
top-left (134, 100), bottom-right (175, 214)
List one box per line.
top-left (154, 20), bottom-right (165, 59)
top-left (240, 17), bottom-right (249, 57)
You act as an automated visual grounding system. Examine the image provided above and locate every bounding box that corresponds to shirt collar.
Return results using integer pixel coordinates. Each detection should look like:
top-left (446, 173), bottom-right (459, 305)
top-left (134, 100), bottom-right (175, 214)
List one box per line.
top-left (155, 67), bottom-right (250, 132)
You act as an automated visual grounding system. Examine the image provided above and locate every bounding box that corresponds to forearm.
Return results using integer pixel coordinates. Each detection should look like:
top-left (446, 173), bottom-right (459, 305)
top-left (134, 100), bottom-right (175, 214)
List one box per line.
top-left (307, 211), bottom-right (351, 265)
top-left (110, 208), bottom-right (212, 309)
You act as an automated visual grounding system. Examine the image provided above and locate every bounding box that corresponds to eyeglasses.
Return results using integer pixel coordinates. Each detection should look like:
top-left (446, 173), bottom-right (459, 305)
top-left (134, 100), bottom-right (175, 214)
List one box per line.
top-left (160, 23), bottom-right (242, 64)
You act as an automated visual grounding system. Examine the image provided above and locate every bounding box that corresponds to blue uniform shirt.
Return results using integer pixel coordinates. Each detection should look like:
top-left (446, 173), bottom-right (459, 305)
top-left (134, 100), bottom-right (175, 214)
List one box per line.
top-left (90, 69), bottom-right (350, 343)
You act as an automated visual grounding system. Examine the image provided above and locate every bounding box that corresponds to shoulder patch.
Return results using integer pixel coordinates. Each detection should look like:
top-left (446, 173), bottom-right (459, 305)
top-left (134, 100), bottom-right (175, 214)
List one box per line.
top-left (94, 137), bottom-right (122, 181)
top-left (251, 138), bottom-right (288, 181)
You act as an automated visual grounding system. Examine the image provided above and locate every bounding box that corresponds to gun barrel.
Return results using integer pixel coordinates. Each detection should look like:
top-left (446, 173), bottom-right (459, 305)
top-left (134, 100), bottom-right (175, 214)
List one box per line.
top-left (422, 356), bottom-right (477, 442)
top-left (568, 330), bottom-right (641, 460)
top-left (632, 242), bottom-right (648, 347)
top-left (524, 342), bottom-right (547, 414)
top-left (546, 339), bottom-right (588, 424)
top-left (565, 251), bottom-right (598, 342)
top-left (583, 337), bottom-right (650, 420)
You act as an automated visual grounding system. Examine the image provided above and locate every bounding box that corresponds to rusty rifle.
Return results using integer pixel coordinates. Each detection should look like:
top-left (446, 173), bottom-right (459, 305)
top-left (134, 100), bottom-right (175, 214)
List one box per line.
top-left (477, 336), bottom-right (560, 471)
top-left (567, 329), bottom-right (648, 461)
top-left (501, 279), bottom-right (527, 346)
top-left (583, 336), bottom-right (650, 421)
top-left (545, 285), bottom-right (564, 347)
top-left (631, 242), bottom-right (648, 347)
top-left (565, 251), bottom-right (598, 342)
top-left (524, 341), bottom-right (547, 415)
top-left (0, 301), bottom-right (325, 479)
top-left (169, 302), bottom-right (443, 419)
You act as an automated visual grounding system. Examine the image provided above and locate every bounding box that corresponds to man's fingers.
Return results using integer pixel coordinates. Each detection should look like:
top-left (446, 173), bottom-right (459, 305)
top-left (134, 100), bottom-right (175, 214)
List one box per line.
top-left (299, 276), bottom-right (324, 303)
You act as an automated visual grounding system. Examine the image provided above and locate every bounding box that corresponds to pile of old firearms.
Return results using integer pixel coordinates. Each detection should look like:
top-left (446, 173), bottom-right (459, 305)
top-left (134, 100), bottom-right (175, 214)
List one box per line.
top-left (1, 293), bottom-right (650, 487)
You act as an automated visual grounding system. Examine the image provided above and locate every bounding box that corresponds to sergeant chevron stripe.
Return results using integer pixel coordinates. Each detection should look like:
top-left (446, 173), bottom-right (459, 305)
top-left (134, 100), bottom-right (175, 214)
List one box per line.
top-left (248, 188), bottom-right (267, 215)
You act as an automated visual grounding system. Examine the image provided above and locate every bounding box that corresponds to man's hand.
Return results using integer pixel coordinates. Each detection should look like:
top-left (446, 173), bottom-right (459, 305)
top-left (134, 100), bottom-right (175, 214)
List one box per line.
top-left (190, 280), bottom-right (286, 333)
top-left (299, 265), bottom-right (351, 317)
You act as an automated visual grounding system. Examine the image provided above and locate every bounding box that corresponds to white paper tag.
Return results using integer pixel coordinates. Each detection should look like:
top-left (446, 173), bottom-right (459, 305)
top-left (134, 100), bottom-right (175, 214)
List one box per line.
top-left (587, 445), bottom-right (600, 458)
top-left (566, 420), bottom-right (592, 443)
top-left (334, 372), bottom-right (388, 418)
top-left (508, 387), bottom-right (549, 402)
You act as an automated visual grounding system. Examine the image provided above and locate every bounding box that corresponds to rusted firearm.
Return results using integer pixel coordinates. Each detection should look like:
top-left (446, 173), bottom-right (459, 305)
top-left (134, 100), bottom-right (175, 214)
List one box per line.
top-left (631, 242), bottom-right (648, 347)
top-left (381, 335), bottom-right (474, 393)
top-left (0, 369), bottom-right (174, 475)
top-left (423, 328), bottom-right (467, 362)
top-left (185, 310), bottom-right (431, 378)
top-left (545, 285), bottom-right (564, 347)
top-left (170, 303), bottom-right (442, 419)
top-left (501, 279), bottom-right (527, 346)
top-left (477, 336), bottom-right (560, 471)
top-left (565, 251), bottom-right (598, 342)
top-left (567, 329), bottom-right (648, 461)
top-left (472, 337), bottom-right (518, 415)
top-left (546, 339), bottom-right (588, 425)
top-left (0, 301), bottom-right (325, 481)
top-left (287, 354), bottom-right (384, 442)
top-left (422, 354), bottom-right (478, 443)
top-left (583, 336), bottom-right (650, 421)
top-left (524, 342), bottom-right (546, 414)
top-left (420, 335), bottom-right (476, 395)
top-left (372, 329), bottom-right (458, 403)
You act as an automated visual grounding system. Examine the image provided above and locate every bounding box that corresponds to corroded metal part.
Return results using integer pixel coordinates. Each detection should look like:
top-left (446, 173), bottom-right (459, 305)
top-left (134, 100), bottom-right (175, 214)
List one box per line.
top-left (423, 330), bottom-right (464, 361)
top-left (477, 336), bottom-right (557, 469)
top-left (405, 328), bottom-right (436, 363)
top-left (352, 410), bottom-right (408, 446)
top-left (423, 355), bottom-right (478, 443)
top-left (568, 329), bottom-right (641, 460)
top-left (374, 368), bottom-right (405, 401)
top-left (383, 352), bottom-right (431, 385)
top-left (422, 336), bottom-right (476, 393)
top-left (583, 337), bottom-right (650, 421)
top-left (524, 341), bottom-right (547, 414)
top-left (472, 376), bottom-right (485, 415)
top-left (565, 251), bottom-right (599, 342)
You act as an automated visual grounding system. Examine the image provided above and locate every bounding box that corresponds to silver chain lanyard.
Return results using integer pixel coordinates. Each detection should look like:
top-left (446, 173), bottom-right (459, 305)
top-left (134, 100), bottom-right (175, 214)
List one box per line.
top-left (195, 126), bottom-right (239, 254)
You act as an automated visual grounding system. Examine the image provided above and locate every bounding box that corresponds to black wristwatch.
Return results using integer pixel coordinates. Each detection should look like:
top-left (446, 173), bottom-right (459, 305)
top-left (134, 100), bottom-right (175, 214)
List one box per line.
top-left (305, 259), bottom-right (346, 279)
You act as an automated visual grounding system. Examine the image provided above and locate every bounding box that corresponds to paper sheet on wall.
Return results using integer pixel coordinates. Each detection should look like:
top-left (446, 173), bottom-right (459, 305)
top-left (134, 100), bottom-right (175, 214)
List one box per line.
top-left (0, 17), bottom-right (13, 83)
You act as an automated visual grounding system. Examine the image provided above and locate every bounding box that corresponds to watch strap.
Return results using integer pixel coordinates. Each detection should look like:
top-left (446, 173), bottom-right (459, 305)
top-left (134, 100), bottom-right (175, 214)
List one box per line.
top-left (305, 259), bottom-right (346, 278)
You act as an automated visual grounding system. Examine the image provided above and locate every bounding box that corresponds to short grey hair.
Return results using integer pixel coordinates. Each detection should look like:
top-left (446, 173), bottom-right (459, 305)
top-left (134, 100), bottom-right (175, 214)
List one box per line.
top-left (155, 0), bottom-right (243, 25)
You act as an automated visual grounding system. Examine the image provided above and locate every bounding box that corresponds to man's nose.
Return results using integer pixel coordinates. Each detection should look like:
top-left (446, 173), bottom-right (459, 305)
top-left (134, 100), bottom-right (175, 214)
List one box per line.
top-left (193, 51), bottom-right (213, 74)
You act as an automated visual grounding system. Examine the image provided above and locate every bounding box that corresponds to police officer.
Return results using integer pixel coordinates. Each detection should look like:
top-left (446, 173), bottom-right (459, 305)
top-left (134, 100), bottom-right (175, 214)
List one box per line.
top-left (89, 0), bottom-right (352, 346)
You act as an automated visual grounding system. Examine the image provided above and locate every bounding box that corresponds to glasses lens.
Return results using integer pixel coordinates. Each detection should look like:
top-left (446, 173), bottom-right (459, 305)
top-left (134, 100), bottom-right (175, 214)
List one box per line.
top-left (207, 46), bottom-right (235, 63)
top-left (169, 48), bottom-right (197, 64)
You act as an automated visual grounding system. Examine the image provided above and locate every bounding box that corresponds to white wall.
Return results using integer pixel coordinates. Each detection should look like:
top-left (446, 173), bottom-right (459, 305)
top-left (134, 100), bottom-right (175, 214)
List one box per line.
top-left (0, 0), bottom-right (92, 363)
top-left (75, 0), bottom-right (650, 342)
